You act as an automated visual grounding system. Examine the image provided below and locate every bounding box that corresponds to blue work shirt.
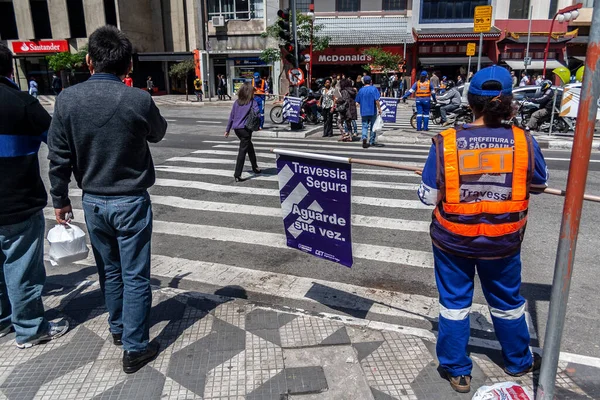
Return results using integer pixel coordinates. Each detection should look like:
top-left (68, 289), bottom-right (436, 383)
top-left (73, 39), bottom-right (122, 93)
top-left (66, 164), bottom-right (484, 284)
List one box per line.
top-left (355, 85), bottom-right (381, 117)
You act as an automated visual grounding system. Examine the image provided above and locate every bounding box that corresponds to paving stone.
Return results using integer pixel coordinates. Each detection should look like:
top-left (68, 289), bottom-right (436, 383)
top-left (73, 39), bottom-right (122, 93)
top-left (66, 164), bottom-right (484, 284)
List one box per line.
top-left (319, 327), bottom-right (351, 346)
top-left (92, 365), bottom-right (165, 400)
top-left (0, 326), bottom-right (104, 400)
top-left (353, 341), bottom-right (384, 362)
top-left (245, 309), bottom-right (297, 346)
top-left (565, 362), bottom-right (600, 399)
top-left (280, 316), bottom-right (344, 348)
top-left (285, 366), bottom-right (328, 394)
top-left (371, 387), bottom-right (401, 400)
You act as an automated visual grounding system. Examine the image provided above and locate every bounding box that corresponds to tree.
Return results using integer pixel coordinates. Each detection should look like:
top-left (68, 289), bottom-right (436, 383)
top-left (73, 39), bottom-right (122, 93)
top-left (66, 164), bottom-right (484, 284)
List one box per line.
top-left (46, 45), bottom-right (87, 87)
top-left (169, 59), bottom-right (196, 101)
top-left (261, 12), bottom-right (330, 93)
top-left (362, 47), bottom-right (404, 75)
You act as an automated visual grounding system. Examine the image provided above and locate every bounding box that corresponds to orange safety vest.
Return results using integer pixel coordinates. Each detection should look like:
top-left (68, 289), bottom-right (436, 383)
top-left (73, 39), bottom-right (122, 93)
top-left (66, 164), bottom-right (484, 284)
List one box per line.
top-left (431, 126), bottom-right (533, 257)
top-left (253, 78), bottom-right (266, 95)
top-left (415, 80), bottom-right (432, 97)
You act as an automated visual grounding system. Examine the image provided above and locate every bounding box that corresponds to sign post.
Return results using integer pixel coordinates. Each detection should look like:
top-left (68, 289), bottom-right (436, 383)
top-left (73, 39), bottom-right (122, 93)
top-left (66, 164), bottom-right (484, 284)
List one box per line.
top-left (473, 5), bottom-right (492, 72)
top-left (466, 43), bottom-right (476, 82)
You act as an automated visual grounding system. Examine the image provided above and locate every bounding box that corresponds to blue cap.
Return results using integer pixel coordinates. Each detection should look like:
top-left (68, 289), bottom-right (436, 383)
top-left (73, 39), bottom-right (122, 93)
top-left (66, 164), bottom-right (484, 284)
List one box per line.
top-left (469, 65), bottom-right (513, 96)
top-left (254, 72), bottom-right (260, 78)
top-left (363, 75), bottom-right (372, 83)
top-left (420, 71), bottom-right (428, 77)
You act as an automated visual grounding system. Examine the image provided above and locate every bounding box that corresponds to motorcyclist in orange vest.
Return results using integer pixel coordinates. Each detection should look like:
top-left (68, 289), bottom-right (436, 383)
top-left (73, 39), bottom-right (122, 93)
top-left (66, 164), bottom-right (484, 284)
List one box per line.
top-left (252, 72), bottom-right (267, 129)
top-left (417, 66), bottom-right (548, 394)
top-left (402, 71), bottom-right (436, 131)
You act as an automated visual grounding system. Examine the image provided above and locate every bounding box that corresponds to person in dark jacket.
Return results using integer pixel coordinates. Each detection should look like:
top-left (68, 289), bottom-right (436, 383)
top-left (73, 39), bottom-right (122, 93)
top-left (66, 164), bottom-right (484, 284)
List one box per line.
top-left (336, 78), bottom-right (356, 142)
top-left (225, 82), bottom-right (262, 182)
top-left (0, 44), bottom-right (70, 349)
top-left (47, 26), bottom-right (167, 374)
top-left (526, 80), bottom-right (554, 131)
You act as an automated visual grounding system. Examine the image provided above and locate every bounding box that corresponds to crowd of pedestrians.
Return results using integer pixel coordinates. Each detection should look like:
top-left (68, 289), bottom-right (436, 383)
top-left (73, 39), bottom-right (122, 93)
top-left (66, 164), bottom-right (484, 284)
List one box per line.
top-left (0, 25), bottom-right (167, 374)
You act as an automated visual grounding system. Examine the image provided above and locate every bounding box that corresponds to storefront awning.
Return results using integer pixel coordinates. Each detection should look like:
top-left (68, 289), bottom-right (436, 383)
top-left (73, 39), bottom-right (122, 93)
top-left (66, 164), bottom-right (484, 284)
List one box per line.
top-left (419, 57), bottom-right (492, 66)
top-left (314, 17), bottom-right (413, 46)
top-left (504, 59), bottom-right (565, 70)
top-left (137, 52), bottom-right (193, 62)
top-left (415, 27), bottom-right (501, 40)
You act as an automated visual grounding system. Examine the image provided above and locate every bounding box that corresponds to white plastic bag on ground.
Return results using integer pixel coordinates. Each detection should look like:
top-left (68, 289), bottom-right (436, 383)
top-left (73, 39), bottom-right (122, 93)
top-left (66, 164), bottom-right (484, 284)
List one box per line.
top-left (472, 382), bottom-right (533, 400)
top-left (373, 115), bottom-right (384, 132)
top-left (47, 224), bottom-right (89, 266)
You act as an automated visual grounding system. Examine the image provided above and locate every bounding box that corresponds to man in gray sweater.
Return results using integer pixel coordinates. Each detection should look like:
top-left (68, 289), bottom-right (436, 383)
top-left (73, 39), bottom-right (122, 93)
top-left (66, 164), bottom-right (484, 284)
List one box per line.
top-left (48, 25), bottom-right (167, 374)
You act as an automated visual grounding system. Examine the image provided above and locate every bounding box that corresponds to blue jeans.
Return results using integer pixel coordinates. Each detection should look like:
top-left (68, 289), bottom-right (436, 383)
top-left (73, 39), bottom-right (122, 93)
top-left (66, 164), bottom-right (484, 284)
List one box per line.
top-left (433, 246), bottom-right (532, 377)
top-left (415, 100), bottom-right (431, 131)
top-left (361, 115), bottom-right (378, 144)
top-left (0, 211), bottom-right (49, 344)
top-left (255, 95), bottom-right (265, 128)
top-left (82, 192), bottom-right (153, 352)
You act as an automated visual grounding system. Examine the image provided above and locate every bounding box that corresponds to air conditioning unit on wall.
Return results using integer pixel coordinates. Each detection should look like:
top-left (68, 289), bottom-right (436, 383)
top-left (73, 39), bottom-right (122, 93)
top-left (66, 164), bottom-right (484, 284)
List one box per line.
top-left (212, 16), bottom-right (225, 27)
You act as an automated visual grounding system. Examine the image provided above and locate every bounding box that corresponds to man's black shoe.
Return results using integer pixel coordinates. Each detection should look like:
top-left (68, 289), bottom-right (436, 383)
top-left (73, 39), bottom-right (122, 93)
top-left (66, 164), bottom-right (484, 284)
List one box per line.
top-left (112, 333), bottom-right (123, 346)
top-left (123, 341), bottom-right (160, 374)
top-left (362, 139), bottom-right (369, 149)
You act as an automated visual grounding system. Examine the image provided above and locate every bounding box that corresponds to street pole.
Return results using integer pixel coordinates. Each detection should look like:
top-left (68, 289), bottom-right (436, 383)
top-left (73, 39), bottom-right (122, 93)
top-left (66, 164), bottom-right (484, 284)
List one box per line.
top-left (536, 3), bottom-right (600, 399)
top-left (308, 1), bottom-right (314, 90)
top-left (477, 32), bottom-right (483, 71)
top-left (202, 0), bottom-right (212, 101)
top-left (525, 5), bottom-right (533, 74)
top-left (290, 0), bottom-right (299, 97)
top-left (467, 56), bottom-right (472, 82)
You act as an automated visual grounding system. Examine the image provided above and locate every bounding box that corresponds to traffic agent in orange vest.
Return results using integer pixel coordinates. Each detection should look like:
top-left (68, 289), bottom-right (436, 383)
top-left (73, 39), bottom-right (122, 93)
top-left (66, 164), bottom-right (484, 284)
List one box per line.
top-left (417, 65), bottom-right (548, 393)
top-left (252, 72), bottom-right (267, 128)
top-left (402, 71), bottom-right (436, 131)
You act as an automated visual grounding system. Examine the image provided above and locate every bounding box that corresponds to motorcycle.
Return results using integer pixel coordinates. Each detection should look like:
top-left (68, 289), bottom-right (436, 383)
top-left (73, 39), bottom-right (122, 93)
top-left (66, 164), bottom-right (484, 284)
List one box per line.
top-left (410, 102), bottom-right (473, 129)
top-left (509, 100), bottom-right (573, 133)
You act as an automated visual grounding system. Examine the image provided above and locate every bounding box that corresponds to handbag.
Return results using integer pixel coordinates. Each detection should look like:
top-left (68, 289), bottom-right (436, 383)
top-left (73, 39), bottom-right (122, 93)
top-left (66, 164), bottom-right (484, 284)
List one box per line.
top-left (244, 100), bottom-right (261, 132)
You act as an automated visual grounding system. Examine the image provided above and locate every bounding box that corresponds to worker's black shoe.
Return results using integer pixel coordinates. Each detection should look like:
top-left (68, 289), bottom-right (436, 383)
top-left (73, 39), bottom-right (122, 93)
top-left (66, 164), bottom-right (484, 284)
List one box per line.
top-left (112, 333), bottom-right (122, 346)
top-left (448, 375), bottom-right (471, 393)
top-left (362, 139), bottom-right (369, 148)
top-left (123, 341), bottom-right (159, 374)
top-left (504, 352), bottom-right (542, 377)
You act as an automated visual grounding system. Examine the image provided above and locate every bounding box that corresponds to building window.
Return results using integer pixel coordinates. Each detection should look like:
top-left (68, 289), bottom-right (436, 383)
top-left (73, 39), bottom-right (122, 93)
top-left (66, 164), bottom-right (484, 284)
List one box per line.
top-left (336, 0), bottom-right (360, 12)
top-left (104, 0), bottom-right (118, 26)
top-left (509, 0), bottom-right (529, 19)
top-left (208, 0), bottom-right (264, 20)
top-left (548, 0), bottom-right (558, 18)
top-left (66, 0), bottom-right (87, 38)
top-left (383, 0), bottom-right (407, 11)
top-left (30, 0), bottom-right (53, 39)
top-left (0, 1), bottom-right (19, 40)
top-left (421, 0), bottom-right (489, 23)
top-left (295, 0), bottom-right (311, 12)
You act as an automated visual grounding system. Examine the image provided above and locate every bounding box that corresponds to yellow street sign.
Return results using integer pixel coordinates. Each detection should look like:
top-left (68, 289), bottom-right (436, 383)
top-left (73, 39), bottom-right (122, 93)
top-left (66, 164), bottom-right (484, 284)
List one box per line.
top-left (474, 5), bottom-right (493, 33)
top-left (466, 43), bottom-right (476, 56)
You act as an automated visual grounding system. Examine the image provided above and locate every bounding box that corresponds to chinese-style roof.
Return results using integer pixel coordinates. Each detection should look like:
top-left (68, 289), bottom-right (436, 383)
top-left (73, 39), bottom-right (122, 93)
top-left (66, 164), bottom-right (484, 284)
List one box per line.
top-left (314, 17), bottom-right (414, 45)
top-left (414, 27), bottom-right (501, 40)
top-left (499, 36), bottom-right (572, 44)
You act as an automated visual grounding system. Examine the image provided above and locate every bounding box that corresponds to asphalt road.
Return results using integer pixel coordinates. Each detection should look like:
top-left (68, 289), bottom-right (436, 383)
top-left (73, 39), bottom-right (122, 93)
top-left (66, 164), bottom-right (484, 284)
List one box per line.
top-left (39, 103), bottom-right (600, 359)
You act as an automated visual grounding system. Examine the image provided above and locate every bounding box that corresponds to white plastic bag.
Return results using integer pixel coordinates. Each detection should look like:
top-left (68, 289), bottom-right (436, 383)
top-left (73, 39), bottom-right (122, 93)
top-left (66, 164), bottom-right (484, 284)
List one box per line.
top-left (47, 224), bottom-right (89, 266)
top-left (373, 115), bottom-right (384, 132)
top-left (472, 382), bottom-right (533, 400)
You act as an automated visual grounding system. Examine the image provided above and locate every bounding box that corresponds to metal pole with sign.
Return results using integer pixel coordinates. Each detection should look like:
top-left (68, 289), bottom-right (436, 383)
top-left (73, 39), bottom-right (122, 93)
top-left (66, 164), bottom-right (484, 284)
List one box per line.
top-left (473, 5), bottom-right (492, 72)
top-left (536, 3), bottom-right (600, 399)
top-left (525, 5), bottom-right (533, 74)
top-left (466, 43), bottom-right (476, 82)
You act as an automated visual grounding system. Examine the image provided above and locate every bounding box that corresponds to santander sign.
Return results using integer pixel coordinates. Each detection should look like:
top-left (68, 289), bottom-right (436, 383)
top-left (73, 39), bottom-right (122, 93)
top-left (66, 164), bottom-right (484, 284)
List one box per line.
top-left (12, 40), bottom-right (69, 54)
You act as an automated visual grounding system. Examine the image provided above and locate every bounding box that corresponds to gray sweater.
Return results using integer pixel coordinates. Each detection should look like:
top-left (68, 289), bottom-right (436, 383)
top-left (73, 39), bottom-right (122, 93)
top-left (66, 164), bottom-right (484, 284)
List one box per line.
top-left (48, 73), bottom-right (167, 208)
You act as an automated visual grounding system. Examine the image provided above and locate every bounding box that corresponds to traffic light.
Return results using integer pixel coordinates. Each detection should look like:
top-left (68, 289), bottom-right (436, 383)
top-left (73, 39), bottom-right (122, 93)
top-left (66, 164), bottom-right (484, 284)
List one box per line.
top-left (278, 8), bottom-right (299, 67)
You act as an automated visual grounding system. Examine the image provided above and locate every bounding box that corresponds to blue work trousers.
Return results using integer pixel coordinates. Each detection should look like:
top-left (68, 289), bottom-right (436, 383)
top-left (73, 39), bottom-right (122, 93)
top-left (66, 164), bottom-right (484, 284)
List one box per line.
top-left (415, 99), bottom-right (431, 131)
top-left (361, 115), bottom-right (378, 144)
top-left (0, 211), bottom-right (49, 344)
top-left (433, 246), bottom-right (532, 377)
top-left (255, 95), bottom-right (265, 128)
top-left (82, 192), bottom-right (153, 352)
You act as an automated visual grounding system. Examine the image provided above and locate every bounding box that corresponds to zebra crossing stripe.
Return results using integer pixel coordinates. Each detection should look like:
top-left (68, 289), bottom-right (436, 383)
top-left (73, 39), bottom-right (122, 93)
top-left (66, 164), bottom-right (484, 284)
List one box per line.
top-left (154, 165), bottom-right (420, 191)
top-left (67, 192), bottom-right (430, 232)
top-left (150, 178), bottom-right (431, 209)
top-left (202, 140), bottom-right (431, 153)
top-left (193, 149), bottom-right (426, 162)
top-left (166, 157), bottom-right (419, 177)
top-left (44, 208), bottom-right (434, 268)
top-left (251, 136), bottom-right (433, 147)
top-left (212, 145), bottom-right (430, 160)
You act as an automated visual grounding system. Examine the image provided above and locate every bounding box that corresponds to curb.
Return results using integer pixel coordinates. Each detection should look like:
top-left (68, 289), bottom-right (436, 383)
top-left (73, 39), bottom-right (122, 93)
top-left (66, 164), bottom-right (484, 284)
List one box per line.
top-left (255, 126), bottom-right (322, 139)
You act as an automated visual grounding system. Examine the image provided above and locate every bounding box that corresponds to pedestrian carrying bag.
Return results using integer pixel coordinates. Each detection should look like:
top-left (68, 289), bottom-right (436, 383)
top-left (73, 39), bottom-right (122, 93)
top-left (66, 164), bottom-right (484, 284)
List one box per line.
top-left (244, 100), bottom-right (261, 132)
top-left (373, 115), bottom-right (384, 132)
top-left (47, 223), bottom-right (89, 266)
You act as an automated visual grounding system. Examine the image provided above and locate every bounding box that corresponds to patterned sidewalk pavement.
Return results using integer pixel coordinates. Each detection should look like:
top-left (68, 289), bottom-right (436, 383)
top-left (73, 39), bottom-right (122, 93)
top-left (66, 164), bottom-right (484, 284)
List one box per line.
top-left (0, 281), bottom-right (598, 400)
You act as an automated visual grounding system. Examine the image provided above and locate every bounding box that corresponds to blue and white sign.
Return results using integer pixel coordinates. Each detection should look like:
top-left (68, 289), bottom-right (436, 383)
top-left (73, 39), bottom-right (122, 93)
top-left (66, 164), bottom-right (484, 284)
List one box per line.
top-left (275, 150), bottom-right (353, 268)
top-left (380, 97), bottom-right (399, 123)
top-left (283, 96), bottom-right (303, 124)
